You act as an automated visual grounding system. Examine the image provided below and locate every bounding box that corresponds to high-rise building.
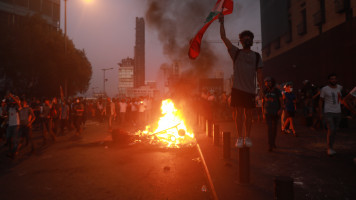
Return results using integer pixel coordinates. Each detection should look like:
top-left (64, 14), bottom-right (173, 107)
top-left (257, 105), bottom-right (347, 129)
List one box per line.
top-left (118, 57), bottom-right (135, 97)
top-left (260, 0), bottom-right (356, 89)
top-left (134, 17), bottom-right (145, 88)
top-left (0, 0), bottom-right (60, 28)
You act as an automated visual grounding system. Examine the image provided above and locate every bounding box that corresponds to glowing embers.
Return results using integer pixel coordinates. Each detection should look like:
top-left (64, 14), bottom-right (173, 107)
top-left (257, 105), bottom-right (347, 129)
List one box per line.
top-left (135, 99), bottom-right (196, 148)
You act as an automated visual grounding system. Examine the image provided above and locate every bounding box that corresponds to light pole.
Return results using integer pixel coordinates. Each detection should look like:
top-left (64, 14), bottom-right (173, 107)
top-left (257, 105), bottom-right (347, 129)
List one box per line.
top-left (102, 68), bottom-right (113, 96)
top-left (64, 0), bottom-right (68, 98)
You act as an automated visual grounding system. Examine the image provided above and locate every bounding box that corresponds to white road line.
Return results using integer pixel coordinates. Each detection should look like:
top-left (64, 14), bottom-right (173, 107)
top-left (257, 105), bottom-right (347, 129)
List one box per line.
top-left (196, 143), bottom-right (219, 200)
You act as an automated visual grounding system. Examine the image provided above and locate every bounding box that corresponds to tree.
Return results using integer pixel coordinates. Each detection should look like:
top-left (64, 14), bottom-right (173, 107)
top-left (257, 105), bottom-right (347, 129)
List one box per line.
top-left (0, 14), bottom-right (92, 97)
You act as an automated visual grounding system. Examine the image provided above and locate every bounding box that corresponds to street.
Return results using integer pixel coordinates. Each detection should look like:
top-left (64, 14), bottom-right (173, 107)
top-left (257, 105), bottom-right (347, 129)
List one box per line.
top-left (0, 121), bottom-right (210, 200)
top-left (1, 117), bottom-right (356, 200)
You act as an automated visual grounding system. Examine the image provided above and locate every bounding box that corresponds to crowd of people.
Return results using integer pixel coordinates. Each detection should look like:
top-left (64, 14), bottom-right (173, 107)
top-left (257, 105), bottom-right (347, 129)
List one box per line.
top-left (0, 75), bottom-right (355, 159)
top-left (0, 93), bottom-right (162, 159)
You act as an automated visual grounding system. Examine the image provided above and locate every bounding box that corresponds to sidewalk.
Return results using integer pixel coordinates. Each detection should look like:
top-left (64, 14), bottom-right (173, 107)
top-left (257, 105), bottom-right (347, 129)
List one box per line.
top-left (196, 117), bottom-right (356, 200)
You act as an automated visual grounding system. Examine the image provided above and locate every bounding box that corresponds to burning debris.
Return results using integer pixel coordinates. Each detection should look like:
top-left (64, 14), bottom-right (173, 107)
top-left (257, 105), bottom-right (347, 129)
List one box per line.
top-left (134, 99), bottom-right (196, 148)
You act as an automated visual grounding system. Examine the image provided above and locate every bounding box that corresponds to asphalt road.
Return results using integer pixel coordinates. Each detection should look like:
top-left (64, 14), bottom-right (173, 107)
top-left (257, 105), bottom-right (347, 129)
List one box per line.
top-left (0, 121), bottom-right (212, 200)
top-left (1, 116), bottom-right (356, 200)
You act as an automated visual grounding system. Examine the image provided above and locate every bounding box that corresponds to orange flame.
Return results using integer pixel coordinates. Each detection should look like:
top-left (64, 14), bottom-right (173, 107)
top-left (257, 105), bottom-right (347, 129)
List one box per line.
top-left (136, 99), bottom-right (195, 148)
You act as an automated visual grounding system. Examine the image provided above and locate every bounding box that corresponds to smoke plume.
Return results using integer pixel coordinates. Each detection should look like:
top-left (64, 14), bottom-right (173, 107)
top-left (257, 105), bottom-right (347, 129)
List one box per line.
top-left (145, 0), bottom-right (218, 80)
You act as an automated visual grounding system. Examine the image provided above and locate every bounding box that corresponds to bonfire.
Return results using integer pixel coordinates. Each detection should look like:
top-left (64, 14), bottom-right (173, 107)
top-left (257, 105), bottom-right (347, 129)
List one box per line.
top-left (135, 99), bottom-right (196, 148)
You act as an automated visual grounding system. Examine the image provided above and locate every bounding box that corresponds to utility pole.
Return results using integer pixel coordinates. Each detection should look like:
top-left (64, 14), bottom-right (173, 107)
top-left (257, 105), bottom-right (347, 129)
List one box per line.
top-left (102, 68), bottom-right (113, 96)
top-left (64, 0), bottom-right (68, 98)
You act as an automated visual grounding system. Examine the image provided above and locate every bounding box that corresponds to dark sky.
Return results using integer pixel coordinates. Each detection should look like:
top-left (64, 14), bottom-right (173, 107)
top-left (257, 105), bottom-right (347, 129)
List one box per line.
top-left (60, 0), bottom-right (261, 97)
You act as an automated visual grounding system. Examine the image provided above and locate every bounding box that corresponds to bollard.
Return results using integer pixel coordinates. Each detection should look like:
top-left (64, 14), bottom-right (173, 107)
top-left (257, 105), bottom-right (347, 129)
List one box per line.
top-left (198, 114), bottom-right (202, 126)
top-left (201, 116), bottom-right (206, 132)
top-left (223, 132), bottom-right (231, 159)
top-left (213, 124), bottom-right (220, 146)
top-left (274, 176), bottom-right (294, 200)
top-left (238, 147), bottom-right (250, 184)
top-left (206, 120), bottom-right (212, 137)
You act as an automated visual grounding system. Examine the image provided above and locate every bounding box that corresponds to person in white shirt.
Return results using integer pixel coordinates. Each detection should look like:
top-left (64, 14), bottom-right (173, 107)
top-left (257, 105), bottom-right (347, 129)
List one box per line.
top-left (6, 93), bottom-right (22, 158)
top-left (138, 98), bottom-right (146, 127)
top-left (319, 73), bottom-right (343, 156)
top-left (119, 99), bottom-right (128, 125)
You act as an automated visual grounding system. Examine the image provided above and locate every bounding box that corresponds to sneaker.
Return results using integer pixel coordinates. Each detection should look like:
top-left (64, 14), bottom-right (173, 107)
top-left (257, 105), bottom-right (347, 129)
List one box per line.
top-left (292, 131), bottom-right (297, 137)
top-left (244, 137), bottom-right (252, 147)
top-left (235, 137), bottom-right (244, 148)
top-left (327, 149), bottom-right (336, 156)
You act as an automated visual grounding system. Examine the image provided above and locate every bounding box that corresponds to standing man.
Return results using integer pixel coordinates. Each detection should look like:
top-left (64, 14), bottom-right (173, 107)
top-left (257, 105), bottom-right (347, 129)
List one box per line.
top-left (41, 99), bottom-right (56, 144)
top-left (59, 100), bottom-right (70, 135)
top-left (319, 73), bottom-right (343, 156)
top-left (119, 98), bottom-right (128, 125)
top-left (219, 14), bottom-right (263, 148)
top-left (6, 93), bottom-right (22, 158)
top-left (19, 99), bottom-right (36, 153)
top-left (73, 98), bottom-right (84, 136)
top-left (262, 77), bottom-right (283, 152)
top-left (281, 82), bottom-right (297, 136)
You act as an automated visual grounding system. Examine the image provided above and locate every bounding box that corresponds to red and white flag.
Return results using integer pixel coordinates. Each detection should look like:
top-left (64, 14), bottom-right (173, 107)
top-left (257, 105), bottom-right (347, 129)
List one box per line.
top-left (188, 0), bottom-right (233, 59)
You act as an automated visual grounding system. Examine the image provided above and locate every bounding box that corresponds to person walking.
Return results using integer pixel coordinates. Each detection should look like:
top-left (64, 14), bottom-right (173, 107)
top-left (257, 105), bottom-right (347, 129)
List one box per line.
top-left (73, 98), bottom-right (84, 136)
top-left (281, 82), bottom-right (297, 136)
top-left (119, 98), bottom-right (128, 125)
top-left (219, 14), bottom-right (263, 148)
top-left (19, 99), bottom-right (36, 153)
top-left (5, 93), bottom-right (22, 158)
top-left (319, 73), bottom-right (343, 156)
top-left (41, 99), bottom-right (56, 144)
top-left (262, 77), bottom-right (283, 152)
top-left (59, 100), bottom-right (70, 135)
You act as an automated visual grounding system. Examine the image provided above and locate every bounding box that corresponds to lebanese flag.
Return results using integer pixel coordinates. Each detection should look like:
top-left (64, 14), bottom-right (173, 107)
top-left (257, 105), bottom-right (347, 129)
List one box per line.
top-left (188, 0), bottom-right (233, 59)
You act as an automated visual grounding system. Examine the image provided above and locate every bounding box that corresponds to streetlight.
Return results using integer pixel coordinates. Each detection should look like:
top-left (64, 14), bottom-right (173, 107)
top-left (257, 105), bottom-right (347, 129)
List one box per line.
top-left (64, 0), bottom-right (68, 98)
top-left (63, 0), bottom-right (92, 98)
top-left (102, 68), bottom-right (113, 96)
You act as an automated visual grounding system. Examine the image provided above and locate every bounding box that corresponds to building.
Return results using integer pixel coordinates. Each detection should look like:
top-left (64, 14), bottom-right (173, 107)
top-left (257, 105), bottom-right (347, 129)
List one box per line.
top-left (127, 86), bottom-right (159, 98)
top-left (0, 0), bottom-right (60, 28)
top-left (260, 0), bottom-right (356, 89)
top-left (134, 17), bottom-right (145, 88)
top-left (118, 57), bottom-right (135, 97)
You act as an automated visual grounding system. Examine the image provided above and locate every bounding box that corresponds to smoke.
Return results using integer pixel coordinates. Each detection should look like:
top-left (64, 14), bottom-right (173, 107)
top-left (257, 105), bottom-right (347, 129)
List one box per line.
top-left (145, 0), bottom-right (218, 80)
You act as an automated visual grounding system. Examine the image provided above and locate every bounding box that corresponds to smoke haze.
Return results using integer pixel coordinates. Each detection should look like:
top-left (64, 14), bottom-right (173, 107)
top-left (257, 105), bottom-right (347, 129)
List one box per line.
top-left (145, 0), bottom-right (218, 80)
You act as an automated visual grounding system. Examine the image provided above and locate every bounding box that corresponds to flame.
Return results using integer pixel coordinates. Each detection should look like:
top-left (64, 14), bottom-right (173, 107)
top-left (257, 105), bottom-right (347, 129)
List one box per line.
top-left (135, 99), bottom-right (195, 148)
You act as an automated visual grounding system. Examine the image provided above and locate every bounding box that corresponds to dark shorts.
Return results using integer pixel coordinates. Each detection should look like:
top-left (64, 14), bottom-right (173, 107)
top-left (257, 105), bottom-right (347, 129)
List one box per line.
top-left (285, 110), bottom-right (295, 118)
top-left (230, 88), bottom-right (256, 109)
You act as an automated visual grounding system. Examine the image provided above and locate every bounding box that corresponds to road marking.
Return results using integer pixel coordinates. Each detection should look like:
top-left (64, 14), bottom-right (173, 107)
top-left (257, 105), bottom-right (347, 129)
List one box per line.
top-left (196, 143), bottom-right (219, 200)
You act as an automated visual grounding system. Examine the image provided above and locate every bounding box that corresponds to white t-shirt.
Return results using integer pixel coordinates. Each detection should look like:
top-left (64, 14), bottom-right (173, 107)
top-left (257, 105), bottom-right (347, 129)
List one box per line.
top-left (119, 102), bottom-right (127, 113)
top-left (138, 101), bottom-right (145, 113)
top-left (207, 95), bottom-right (216, 101)
top-left (131, 102), bottom-right (137, 112)
top-left (320, 84), bottom-right (343, 113)
top-left (229, 45), bottom-right (263, 94)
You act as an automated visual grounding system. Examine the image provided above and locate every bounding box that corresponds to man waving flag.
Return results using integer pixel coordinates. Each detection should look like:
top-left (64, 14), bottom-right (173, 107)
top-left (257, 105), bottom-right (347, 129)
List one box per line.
top-left (188, 0), bottom-right (233, 59)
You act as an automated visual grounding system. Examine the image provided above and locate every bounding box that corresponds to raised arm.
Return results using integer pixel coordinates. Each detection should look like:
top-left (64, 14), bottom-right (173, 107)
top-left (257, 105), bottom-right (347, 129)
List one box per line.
top-left (219, 14), bottom-right (233, 50)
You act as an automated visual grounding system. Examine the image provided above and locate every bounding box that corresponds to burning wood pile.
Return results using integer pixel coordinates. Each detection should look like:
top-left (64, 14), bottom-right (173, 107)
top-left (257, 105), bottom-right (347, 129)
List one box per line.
top-left (134, 99), bottom-right (196, 148)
